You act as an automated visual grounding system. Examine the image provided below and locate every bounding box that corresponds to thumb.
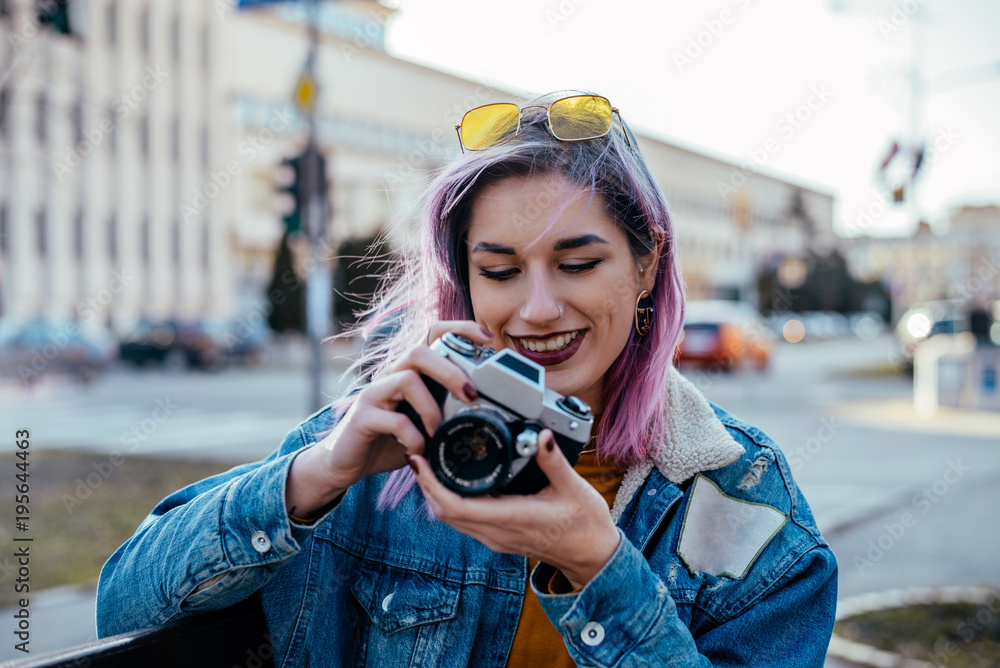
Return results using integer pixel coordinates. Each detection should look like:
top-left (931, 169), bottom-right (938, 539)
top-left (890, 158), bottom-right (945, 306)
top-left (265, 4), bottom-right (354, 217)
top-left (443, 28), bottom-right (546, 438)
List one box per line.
top-left (535, 429), bottom-right (577, 489)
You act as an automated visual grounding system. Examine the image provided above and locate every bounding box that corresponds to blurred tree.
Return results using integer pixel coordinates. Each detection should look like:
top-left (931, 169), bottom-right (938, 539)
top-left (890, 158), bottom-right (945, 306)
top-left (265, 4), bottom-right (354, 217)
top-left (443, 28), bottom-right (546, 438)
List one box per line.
top-left (757, 249), bottom-right (890, 319)
top-left (266, 232), bottom-right (305, 334)
top-left (333, 234), bottom-right (396, 330)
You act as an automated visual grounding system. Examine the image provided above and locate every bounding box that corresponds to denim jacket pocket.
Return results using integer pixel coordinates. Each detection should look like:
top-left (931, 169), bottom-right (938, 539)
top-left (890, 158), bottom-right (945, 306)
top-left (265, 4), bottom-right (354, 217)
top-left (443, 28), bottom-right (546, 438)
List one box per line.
top-left (350, 560), bottom-right (461, 636)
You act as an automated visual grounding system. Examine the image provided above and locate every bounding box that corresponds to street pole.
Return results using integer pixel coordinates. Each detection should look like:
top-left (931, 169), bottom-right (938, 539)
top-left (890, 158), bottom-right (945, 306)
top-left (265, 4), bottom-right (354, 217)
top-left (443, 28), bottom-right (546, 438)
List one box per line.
top-left (301, 0), bottom-right (330, 413)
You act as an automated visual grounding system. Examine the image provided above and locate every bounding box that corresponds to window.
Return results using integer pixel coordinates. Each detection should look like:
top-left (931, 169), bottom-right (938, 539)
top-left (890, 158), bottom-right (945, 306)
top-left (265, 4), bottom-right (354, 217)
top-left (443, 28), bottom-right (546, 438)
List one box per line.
top-left (108, 214), bottom-right (117, 261)
top-left (199, 123), bottom-right (209, 167)
top-left (73, 209), bottom-right (83, 258)
top-left (72, 98), bottom-right (83, 145)
top-left (199, 24), bottom-right (210, 69)
top-left (170, 115), bottom-right (179, 163)
top-left (36, 92), bottom-right (46, 142)
top-left (170, 14), bottom-right (179, 61)
top-left (201, 221), bottom-right (209, 269)
top-left (171, 218), bottom-right (180, 265)
top-left (139, 114), bottom-right (148, 158)
top-left (0, 86), bottom-right (8, 137)
top-left (139, 5), bottom-right (149, 54)
top-left (0, 204), bottom-right (7, 255)
top-left (106, 1), bottom-right (116, 45)
top-left (36, 209), bottom-right (47, 256)
top-left (140, 216), bottom-right (149, 262)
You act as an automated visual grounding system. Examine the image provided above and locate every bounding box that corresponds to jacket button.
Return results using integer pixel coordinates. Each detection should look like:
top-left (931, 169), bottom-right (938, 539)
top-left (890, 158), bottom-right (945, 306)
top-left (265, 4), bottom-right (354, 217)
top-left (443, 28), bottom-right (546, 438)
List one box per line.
top-left (251, 531), bottom-right (272, 553)
top-left (581, 621), bottom-right (605, 646)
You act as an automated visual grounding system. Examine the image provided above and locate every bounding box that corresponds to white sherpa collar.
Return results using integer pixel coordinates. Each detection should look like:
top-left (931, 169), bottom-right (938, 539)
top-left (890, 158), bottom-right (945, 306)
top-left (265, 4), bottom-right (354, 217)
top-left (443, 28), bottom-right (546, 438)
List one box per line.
top-left (609, 366), bottom-right (745, 522)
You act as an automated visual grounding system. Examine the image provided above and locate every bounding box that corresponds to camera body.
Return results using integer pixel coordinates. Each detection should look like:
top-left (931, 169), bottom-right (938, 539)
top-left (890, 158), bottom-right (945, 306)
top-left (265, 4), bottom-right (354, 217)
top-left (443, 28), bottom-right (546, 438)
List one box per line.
top-left (398, 332), bottom-right (594, 496)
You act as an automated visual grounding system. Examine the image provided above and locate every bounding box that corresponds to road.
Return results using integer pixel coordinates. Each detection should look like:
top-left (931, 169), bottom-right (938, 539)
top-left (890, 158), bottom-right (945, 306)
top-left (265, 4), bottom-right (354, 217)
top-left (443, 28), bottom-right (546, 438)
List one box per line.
top-left (1, 333), bottom-right (998, 664)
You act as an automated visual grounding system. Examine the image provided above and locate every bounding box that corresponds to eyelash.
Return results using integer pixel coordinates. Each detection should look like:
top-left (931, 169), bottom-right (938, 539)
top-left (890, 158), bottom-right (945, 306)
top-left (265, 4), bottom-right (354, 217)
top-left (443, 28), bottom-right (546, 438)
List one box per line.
top-left (477, 259), bottom-right (604, 282)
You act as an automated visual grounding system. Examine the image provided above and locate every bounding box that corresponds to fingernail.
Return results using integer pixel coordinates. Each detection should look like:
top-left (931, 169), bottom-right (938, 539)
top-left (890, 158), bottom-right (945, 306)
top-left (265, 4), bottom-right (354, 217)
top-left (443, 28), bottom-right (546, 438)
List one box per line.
top-left (480, 326), bottom-right (494, 338)
top-left (464, 383), bottom-right (479, 400)
top-left (406, 455), bottom-right (418, 474)
top-left (545, 433), bottom-right (555, 453)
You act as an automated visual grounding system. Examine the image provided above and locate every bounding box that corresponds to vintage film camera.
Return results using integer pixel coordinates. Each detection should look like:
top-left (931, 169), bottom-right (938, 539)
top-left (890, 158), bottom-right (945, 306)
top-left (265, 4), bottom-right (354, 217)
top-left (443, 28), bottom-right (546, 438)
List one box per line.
top-left (397, 333), bottom-right (594, 496)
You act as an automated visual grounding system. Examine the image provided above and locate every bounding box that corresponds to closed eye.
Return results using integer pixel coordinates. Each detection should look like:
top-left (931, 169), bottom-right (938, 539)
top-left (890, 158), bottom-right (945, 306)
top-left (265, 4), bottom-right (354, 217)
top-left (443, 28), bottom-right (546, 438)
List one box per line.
top-left (561, 259), bottom-right (603, 273)
top-left (478, 267), bottom-right (518, 281)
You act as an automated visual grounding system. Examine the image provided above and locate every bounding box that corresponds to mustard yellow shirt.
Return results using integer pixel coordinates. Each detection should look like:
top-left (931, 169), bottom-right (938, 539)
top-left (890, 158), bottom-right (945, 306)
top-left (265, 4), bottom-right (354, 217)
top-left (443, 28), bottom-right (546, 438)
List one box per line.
top-left (504, 451), bottom-right (626, 668)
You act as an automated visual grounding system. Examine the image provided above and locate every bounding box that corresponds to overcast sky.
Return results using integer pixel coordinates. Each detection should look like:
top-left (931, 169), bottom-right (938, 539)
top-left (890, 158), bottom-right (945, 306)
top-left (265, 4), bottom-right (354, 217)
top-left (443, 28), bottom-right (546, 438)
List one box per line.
top-left (385, 0), bottom-right (1000, 237)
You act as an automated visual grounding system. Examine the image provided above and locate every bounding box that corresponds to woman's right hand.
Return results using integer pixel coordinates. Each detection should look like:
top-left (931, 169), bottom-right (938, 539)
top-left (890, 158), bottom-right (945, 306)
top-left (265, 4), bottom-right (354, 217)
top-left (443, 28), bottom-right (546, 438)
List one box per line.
top-left (285, 320), bottom-right (495, 520)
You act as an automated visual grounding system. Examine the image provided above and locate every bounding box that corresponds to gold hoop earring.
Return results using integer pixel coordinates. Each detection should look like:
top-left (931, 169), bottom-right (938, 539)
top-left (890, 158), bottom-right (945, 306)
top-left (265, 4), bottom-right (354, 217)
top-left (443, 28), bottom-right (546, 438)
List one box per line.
top-left (634, 290), bottom-right (654, 336)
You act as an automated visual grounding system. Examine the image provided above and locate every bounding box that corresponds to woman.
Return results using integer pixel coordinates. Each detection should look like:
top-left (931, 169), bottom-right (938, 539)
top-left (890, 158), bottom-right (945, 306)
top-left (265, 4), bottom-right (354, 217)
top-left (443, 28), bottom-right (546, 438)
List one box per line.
top-left (97, 92), bottom-right (837, 666)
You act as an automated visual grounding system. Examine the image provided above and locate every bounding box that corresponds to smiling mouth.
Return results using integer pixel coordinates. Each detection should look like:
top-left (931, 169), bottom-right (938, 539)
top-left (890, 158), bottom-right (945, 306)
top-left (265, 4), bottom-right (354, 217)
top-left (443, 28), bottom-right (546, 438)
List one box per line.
top-left (515, 330), bottom-right (582, 353)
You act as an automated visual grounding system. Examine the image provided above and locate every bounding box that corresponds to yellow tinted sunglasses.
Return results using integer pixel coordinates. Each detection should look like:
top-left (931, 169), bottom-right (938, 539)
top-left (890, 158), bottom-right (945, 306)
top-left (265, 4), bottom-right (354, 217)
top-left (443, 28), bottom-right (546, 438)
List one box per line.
top-left (454, 94), bottom-right (633, 153)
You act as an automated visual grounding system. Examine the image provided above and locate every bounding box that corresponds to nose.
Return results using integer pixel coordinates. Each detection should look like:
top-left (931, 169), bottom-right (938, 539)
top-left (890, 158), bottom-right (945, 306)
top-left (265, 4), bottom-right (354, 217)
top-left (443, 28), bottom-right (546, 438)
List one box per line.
top-left (518, 271), bottom-right (562, 324)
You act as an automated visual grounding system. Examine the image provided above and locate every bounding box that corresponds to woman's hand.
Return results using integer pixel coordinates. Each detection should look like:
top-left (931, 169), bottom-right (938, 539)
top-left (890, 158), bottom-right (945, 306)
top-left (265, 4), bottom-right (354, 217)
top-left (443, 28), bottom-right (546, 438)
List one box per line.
top-left (408, 430), bottom-right (621, 590)
top-left (285, 321), bottom-right (495, 520)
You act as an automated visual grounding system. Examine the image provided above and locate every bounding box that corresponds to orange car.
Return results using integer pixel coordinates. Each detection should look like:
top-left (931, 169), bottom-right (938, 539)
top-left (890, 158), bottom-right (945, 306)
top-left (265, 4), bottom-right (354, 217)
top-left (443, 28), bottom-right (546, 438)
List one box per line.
top-left (676, 300), bottom-right (772, 372)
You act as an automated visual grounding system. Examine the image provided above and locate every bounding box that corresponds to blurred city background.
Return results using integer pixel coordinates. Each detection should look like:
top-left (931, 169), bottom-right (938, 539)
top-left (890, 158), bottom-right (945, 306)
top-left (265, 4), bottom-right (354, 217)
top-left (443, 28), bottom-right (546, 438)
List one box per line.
top-left (0, 0), bottom-right (998, 665)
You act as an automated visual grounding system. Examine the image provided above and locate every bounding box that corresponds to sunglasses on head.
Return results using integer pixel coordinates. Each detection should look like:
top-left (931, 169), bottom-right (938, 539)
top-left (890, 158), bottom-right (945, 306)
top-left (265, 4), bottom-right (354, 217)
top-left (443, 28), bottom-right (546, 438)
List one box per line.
top-left (454, 94), bottom-right (633, 153)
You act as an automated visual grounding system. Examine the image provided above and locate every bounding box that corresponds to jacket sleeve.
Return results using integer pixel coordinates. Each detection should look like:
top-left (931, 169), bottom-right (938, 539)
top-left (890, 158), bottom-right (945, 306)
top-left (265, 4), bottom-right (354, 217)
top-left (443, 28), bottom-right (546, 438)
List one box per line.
top-left (531, 529), bottom-right (838, 667)
top-left (95, 419), bottom-right (343, 638)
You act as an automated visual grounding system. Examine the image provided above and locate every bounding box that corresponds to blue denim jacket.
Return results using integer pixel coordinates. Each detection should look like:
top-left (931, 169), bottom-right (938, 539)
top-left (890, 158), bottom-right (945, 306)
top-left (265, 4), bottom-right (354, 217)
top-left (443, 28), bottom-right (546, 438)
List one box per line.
top-left (97, 368), bottom-right (837, 666)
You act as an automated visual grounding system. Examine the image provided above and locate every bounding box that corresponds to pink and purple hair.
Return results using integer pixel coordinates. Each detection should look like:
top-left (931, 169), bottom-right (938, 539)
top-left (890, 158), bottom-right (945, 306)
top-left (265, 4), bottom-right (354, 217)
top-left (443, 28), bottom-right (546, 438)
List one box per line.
top-left (331, 91), bottom-right (686, 510)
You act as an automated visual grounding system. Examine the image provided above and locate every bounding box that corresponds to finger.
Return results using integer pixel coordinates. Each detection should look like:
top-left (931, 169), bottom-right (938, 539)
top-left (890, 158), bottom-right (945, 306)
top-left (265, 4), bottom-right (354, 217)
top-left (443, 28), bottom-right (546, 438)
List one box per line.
top-left (408, 454), bottom-right (511, 523)
top-left (533, 429), bottom-right (578, 493)
top-left (374, 411), bottom-right (427, 455)
top-left (426, 321), bottom-right (495, 348)
top-left (388, 368), bottom-right (446, 436)
top-left (394, 346), bottom-right (479, 404)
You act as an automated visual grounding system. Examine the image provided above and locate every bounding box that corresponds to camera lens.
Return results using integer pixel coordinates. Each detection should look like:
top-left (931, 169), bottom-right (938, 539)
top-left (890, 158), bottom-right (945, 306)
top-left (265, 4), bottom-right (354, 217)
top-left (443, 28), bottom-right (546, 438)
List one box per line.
top-left (429, 410), bottom-right (512, 496)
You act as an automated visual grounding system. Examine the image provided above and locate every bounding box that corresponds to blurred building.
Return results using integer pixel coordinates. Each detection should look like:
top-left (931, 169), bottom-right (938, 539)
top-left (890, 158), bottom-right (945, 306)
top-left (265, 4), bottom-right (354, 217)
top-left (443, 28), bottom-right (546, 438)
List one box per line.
top-left (0, 0), bottom-right (230, 331)
top-left (0, 0), bottom-right (834, 332)
top-left (845, 205), bottom-right (1000, 320)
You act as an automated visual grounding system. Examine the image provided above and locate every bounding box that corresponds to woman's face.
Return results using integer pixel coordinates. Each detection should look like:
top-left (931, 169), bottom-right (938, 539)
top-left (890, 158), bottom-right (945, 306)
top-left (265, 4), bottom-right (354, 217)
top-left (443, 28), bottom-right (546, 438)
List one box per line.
top-left (466, 173), bottom-right (657, 416)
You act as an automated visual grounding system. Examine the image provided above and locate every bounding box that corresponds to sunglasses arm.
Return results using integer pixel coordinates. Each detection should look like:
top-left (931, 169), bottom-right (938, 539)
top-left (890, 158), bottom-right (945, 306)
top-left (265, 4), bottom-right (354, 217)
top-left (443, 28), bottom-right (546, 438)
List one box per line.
top-left (454, 125), bottom-right (466, 154)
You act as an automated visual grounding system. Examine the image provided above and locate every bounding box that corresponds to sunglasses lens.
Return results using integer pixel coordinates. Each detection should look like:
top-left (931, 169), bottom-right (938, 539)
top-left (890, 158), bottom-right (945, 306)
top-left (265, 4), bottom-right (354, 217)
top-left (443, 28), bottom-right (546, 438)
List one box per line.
top-left (548, 95), bottom-right (613, 141)
top-left (460, 103), bottom-right (520, 150)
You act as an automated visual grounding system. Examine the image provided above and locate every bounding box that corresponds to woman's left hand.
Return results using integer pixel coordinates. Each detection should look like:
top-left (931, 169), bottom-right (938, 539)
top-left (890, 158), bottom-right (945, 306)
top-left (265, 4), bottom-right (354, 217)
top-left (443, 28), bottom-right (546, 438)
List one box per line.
top-left (408, 430), bottom-right (621, 590)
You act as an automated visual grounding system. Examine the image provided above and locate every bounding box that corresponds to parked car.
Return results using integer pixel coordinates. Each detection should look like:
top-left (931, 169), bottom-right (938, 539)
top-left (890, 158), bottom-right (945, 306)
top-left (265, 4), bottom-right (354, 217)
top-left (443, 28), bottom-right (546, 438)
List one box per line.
top-left (895, 300), bottom-right (969, 365)
top-left (677, 300), bottom-right (772, 372)
top-left (0, 317), bottom-right (117, 383)
top-left (118, 318), bottom-right (227, 370)
top-left (219, 317), bottom-right (272, 366)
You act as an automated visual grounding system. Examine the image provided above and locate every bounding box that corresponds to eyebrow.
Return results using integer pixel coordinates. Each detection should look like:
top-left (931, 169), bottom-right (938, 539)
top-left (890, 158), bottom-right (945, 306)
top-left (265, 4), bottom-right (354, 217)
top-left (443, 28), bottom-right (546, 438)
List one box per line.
top-left (470, 234), bottom-right (610, 256)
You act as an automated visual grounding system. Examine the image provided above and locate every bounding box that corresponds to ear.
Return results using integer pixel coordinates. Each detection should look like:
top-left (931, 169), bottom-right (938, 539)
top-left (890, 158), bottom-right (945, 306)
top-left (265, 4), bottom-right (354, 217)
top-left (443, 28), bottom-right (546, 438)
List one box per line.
top-left (638, 229), bottom-right (665, 292)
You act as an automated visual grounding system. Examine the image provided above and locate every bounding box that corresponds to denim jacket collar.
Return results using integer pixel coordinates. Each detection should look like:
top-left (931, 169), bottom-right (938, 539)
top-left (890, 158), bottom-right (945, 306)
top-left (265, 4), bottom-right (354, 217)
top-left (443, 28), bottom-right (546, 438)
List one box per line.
top-left (610, 366), bottom-right (745, 522)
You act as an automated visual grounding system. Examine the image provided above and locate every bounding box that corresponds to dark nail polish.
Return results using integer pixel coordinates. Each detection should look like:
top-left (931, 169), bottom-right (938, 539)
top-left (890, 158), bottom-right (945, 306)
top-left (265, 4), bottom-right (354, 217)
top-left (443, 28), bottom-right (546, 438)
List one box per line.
top-left (406, 455), bottom-right (418, 474)
top-left (546, 433), bottom-right (555, 453)
top-left (480, 326), bottom-right (494, 338)
top-left (464, 383), bottom-right (479, 400)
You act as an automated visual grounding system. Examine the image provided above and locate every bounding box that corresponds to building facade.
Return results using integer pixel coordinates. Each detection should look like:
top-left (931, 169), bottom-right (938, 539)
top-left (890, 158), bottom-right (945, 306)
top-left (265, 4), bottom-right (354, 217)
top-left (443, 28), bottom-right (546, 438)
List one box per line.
top-left (0, 0), bottom-right (834, 336)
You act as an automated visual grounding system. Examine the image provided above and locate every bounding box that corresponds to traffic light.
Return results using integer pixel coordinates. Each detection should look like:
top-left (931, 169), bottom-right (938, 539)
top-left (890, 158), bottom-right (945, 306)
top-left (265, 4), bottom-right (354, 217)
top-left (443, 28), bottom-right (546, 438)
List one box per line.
top-left (277, 154), bottom-right (303, 234)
